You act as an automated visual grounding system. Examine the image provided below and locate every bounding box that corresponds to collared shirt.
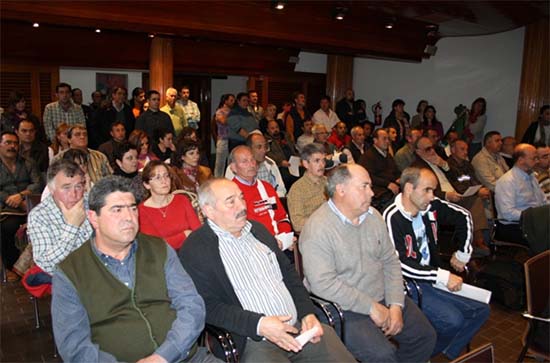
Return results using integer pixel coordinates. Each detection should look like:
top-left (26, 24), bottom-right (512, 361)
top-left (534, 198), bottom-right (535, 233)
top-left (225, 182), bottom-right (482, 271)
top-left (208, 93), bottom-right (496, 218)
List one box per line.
top-left (28, 194), bottom-right (93, 274)
top-left (422, 158), bottom-right (456, 193)
top-left (209, 219), bottom-right (298, 327)
top-left (312, 108), bottom-right (340, 130)
top-left (177, 99), bottom-right (201, 129)
top-left (327, 198), bottom-right (372, 226)
top-left (0, 157), bottom-right (43, 209)
top-left (495, 166), bottom-right (548, 223)
top-left (287, 174), bottom-right (327, 232)
top-left (43, 101), bottom-right (86, 142)
top-left (472, 147), bottom-right (509, 191)
top-left (373, 145), bottom-right (388, 158)
top-left (52, 238), bottom-right (205, 363)
top-left (225, 156), bottom-right (287, 197)
top-left (161, 104), bottom-right (187, 136)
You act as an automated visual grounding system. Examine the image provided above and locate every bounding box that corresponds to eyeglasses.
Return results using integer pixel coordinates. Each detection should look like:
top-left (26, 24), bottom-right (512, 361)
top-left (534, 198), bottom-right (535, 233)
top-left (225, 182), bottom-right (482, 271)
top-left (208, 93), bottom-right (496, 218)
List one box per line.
top-left (150, 173), bottom-right (171, 182)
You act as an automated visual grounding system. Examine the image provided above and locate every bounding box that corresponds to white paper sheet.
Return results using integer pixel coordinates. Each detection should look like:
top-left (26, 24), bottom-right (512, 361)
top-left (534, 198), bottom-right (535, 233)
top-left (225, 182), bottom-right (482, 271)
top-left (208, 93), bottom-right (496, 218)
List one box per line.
top-left (289, 156), bottom-right (301, 177)
top-left (434, 282), bottom-right (492, 304)
top-left (460, 185), bottom-right (482, 197)
top-left (295, 326), bottom-right (320, 348)
top-left (276, 232), bottom-right (294, 251)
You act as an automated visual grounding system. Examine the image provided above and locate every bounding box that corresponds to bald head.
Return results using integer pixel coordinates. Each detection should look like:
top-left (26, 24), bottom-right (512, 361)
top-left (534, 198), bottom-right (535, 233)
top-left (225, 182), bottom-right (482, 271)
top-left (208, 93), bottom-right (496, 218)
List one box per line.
top-left (513, 143), bottom-right (538, 173)
top-left (165, 87), bottom-right (178, 107)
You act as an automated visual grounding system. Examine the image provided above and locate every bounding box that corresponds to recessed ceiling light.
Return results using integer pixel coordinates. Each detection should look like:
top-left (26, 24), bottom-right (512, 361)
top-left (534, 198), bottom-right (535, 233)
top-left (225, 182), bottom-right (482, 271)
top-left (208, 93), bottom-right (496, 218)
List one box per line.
top-left (275, 1), bottom-right (285, 10)
top-left (95, 28), bottom-right (101, 33)
top-left (334, 7), bottom-right (348, 21)
top-left (33, 22), bottom-right (39, 28)
top-left (148, 33), bottom-right (155, 38)
top-left (385, 23), bottom-right (394, 29)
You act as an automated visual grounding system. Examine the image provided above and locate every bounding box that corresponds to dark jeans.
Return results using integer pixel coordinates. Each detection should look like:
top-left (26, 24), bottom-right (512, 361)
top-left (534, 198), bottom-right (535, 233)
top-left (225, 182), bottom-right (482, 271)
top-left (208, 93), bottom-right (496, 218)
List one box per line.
top-left (408, 281), bottom-right (490, 359)
top-left (343, 296), bottom-right (436, 362)
top-left (0, 215), bottom-right (25, 269)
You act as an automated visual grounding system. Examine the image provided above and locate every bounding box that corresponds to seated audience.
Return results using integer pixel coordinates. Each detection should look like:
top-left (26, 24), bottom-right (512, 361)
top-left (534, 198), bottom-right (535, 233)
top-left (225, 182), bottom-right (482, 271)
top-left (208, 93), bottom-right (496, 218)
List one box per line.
top-left (258, 103), bottom-right (281, 135)
top-left (180, 178), bottom-right (356, 363)
top-left (112, 142), bottom-right (144, 201)
top-left (52, 176), bottom-right (212, 363)
top-left (128, 129), bottom-right (158, 171)
top-left (28, 159), bottom-right (92, 276)
top-left (160, 87), bottom-right (187, 137)
top-left (287, 143), bottom-right (327, 233)
top-left (464, 97), bottom-right (488, 159)
top-left (421, 105), bottom-right (445, 142)
top-left (1, 91), bottom-right (43, 141)
top-left (327, 121), bottom-right (351, 151)
top-left (425, 128), bottom-right (448, 160)
top-left (383, 167), bottom-right (489, 359)
top-left (472, 131), bottom-right (509, 191)
top-left (411, 99), bottom-right (428, 129)
top-left (495, 144), bottom-right (549, 243)
top-left (394, 128), bottom-right (422, 171)
top-left (442, 130), bottom-right (459, 158)
top-left (413, 136), bottom-right (490, 254)
top-left (300, 164), bottom-right (436, 362)
top-left (347, 125), bottom-right (367, 164)
top-left (386, 126), bottom-right (398, 156)
top-left (285, 91), bottom-right (311, 143)
top-left (534, 144), bottom-right (550, 201)
top-left (0, 131), bottom-right (43, 281)
top-left (295, 119), bottom-right (314, 153)
top-left (313, 95), bottom-right (340, 131)
top-left (49, 122), bottom-right (70, 160)
top-left (229, 146), bottom-right (292, 243)
top-left (58, 149), bottom-right (93, 195)
top-left (151, 127), bottom-right (175, 162)
top-left (172, 140), bottom-right (212, 193)
top-left (135, 90), bottom-right (174, 143)
top-left (265, 119), bottom-right (299, 189)
top-left (176, 126), bottom-right (209, 167)
top-left (16, 119), bottom-right (49, 174)
top-left (55, 124), bottom-right (113, 183)
top-left (139, 160), bottom-right (201, 250)
top-left (98, 121), bottom-right (126, 169)
top-left (363, 121), bottom-right (374, 149)
top-left (312, 124), bottom-right (336, 155)
top-left (227, 92), bottom-right (259, 151)
top-left (91, 86), bottom-right (134, 148)
top-left (225, 133), bottom-right (286, 197)
top-left (383, 98), bottom-right (411, 149)
top-left (522, 104), bottom-right (549, 146)
top-left (358, 128), bottom-right (401, 211)
top-left (500, 136), bottom-right (517, 169)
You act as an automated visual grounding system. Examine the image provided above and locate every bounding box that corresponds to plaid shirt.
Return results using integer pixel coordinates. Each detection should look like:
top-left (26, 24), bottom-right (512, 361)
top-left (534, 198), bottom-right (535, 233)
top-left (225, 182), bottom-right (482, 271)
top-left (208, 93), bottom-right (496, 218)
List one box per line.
top-left (43, 101), bottom-right (86, 142)
top-left (287, 174), bottom-right (327, 232)
top-left (27, 194), bottom-right (92, 274)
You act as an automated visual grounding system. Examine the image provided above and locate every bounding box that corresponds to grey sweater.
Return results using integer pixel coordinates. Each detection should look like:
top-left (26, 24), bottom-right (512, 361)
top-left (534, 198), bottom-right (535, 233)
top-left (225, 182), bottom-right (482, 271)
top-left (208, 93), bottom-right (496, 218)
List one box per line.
top-left (300, 202), bottom-right (404, 315)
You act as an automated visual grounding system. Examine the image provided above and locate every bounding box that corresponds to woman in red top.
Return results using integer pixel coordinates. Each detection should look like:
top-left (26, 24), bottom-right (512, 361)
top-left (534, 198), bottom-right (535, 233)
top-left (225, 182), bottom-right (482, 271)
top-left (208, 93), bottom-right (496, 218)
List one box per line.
top-left (138, 160), bottom-right (201, 250)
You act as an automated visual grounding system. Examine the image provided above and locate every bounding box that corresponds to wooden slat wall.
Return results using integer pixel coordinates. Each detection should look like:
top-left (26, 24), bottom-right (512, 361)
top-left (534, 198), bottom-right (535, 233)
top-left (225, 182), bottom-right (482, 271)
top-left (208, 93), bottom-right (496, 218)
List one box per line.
top-left (0, 64), bottom-right (59, 119)
top-left (515, 19), bottom-right (549, 140)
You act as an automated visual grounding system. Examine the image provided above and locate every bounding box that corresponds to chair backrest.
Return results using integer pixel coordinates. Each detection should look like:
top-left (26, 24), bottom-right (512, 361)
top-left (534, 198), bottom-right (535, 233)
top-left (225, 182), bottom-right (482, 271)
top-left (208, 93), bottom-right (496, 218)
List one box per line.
top-left (450, 342), bottom-right (494, 363)
top-left (524, 250), bottom-right (550, 317)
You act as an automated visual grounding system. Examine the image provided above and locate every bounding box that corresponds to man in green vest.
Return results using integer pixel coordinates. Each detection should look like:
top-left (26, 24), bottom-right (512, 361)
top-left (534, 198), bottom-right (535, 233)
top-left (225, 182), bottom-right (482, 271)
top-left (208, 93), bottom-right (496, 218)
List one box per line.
top-left (52, 176), bottom-right (218, 363)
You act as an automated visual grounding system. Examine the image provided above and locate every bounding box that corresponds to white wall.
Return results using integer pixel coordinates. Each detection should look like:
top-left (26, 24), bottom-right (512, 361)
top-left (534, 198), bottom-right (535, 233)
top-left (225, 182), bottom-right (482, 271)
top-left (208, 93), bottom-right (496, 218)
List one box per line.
top-left (59, 67), bottom-right (144, 104)
top-left (294, 52), bottom-right (327, 74)
top-left (353, 27), bottom-right (525, 137)
top-left (210, 76), bottom-right (248, 116)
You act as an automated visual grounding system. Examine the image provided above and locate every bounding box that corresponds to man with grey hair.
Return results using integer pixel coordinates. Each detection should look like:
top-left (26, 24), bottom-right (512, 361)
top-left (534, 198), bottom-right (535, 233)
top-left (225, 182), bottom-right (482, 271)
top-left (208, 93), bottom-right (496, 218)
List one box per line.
top-left (161, 87), bottom-right (187, 137)
top-left (300, 164), bottom-right (436, 362)
top-left (287, 143), bottom-right (327, 233)
top-left (180, 178), bottom-right (356, 362)
top-left (52, 176), bottom-right (211, 363)
top-left (347, 125), bottom-right (367, 164)
top-left (28, 158), bottom-right (92, 276)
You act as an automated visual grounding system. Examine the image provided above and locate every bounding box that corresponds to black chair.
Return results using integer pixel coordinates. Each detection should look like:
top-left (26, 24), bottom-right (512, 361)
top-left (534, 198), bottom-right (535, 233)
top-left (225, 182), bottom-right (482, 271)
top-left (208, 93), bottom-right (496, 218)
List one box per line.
top-left (517, 250), bottom-right (549, 362)
top-left (450, 342), bottom-right (494, 363)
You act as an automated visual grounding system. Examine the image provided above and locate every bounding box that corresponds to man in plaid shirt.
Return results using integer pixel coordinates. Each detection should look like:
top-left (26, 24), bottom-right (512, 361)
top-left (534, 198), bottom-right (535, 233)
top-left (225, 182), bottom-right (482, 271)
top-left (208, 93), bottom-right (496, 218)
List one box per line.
top-left (43, 83), bottom-right (86, 142)
top-left (28, 158), bottom-right (92, 275)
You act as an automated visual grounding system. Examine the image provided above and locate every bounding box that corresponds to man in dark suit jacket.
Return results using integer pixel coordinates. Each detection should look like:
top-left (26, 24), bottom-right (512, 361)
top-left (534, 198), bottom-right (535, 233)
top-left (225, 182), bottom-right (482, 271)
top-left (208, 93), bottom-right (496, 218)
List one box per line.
top-left (358, 128), bottom-right (401, 211)
top-left (347, 125), bottom-right (367, 163)
top-left (179, 178), bottom-right (355, 363)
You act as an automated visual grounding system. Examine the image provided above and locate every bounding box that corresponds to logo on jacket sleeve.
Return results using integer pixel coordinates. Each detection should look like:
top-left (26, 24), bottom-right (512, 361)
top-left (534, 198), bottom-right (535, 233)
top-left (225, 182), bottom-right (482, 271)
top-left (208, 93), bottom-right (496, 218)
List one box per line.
top-left (404, 234), bottom-right (417, 258)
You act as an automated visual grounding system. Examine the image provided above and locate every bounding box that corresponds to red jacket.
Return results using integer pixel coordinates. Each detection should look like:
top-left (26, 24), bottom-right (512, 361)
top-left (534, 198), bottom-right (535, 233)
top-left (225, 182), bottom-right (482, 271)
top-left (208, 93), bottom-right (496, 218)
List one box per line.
top-left (327, 130), bottom-right (351, 150)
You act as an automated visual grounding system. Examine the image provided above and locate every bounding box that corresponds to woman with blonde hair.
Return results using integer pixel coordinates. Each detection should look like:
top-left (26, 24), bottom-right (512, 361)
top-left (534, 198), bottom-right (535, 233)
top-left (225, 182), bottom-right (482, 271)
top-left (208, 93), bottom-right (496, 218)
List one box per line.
top-left (48, 122), bottom-right (70, 162)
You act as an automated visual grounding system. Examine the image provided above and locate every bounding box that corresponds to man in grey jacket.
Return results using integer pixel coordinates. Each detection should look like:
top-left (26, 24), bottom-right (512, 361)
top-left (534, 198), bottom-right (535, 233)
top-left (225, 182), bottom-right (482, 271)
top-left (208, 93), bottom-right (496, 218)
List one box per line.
top-left (300, 164), bottom-right (436, 362)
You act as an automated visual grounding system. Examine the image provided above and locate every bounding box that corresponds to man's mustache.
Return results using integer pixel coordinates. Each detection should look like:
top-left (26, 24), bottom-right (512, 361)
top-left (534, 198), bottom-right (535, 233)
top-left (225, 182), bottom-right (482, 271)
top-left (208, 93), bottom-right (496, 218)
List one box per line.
top-left (236, 209), bottom-right (247, 219)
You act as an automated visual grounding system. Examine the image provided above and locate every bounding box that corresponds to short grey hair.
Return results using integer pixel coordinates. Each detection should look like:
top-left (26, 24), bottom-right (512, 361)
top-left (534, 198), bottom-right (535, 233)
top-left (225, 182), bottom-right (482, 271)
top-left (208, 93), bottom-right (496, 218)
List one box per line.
top-left (300, 143), bottom-right (325, 161)
top-left (312, 124), bottom-right (328, 135)
top-left (228, 145), bottom-right (252, 165)
top-left (197, 178), bottom-right (225, 209)
top-left (350, 126), bottom-right (363, 138)
top-left (326, 165), bottom-right (352, 198)
top-left (47, 159), bottom-right (85, 187)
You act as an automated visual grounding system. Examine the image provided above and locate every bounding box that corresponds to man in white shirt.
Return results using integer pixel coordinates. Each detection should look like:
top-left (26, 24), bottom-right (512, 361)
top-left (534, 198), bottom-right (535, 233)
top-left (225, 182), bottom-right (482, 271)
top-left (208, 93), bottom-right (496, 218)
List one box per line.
top-left (312, 96), bottom-right (340, 131)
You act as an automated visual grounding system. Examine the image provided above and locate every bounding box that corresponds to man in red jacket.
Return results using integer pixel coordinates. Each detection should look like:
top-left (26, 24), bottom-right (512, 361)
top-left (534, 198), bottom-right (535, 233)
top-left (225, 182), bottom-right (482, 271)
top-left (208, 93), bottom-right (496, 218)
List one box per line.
top-left (229, 145), bottom-right (292, 248)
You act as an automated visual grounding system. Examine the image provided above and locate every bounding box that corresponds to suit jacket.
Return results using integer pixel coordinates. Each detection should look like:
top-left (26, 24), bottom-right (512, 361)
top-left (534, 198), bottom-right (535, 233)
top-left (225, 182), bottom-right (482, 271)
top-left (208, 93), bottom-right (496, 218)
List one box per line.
top-left (358, 146), bottom-right (400, 202)
top-left (179, 220), bottom-right (315, 359)
top-left (347, 141), bottom-right (366, 164)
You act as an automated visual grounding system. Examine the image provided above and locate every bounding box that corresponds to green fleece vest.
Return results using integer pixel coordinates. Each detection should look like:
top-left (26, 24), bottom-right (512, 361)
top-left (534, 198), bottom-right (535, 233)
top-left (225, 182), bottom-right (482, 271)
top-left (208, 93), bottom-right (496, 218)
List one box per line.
top-left (59, 234), bottom-right (176, 363)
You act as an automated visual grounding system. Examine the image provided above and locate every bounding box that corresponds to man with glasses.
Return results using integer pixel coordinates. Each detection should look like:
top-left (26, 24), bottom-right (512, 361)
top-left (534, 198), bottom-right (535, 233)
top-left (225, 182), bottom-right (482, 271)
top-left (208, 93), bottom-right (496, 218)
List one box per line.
top-left (135, 90), bottom-right (175, 143)
top-left (225, 133), bottom-right (286, 197)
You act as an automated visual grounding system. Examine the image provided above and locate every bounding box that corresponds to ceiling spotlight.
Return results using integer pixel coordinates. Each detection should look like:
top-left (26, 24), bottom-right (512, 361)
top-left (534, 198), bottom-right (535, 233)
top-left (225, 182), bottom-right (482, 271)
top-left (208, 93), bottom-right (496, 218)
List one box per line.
top-left (32, 22), bottom-right (39, 28)
top-left (148, 33), bottom-right (155, 38)
top-left (275, 1), bottom-right (285, 10)
top-left (385, 23), bottom-right (394, 29)
top-left (334, 7), bottom-right (348, 21)
top-left (95, 28), bottom-right (101, 33)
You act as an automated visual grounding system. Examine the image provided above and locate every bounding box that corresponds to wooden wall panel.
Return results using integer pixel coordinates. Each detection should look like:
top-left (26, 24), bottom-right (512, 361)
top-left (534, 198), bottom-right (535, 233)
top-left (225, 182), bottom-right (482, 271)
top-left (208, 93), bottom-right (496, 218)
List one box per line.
top-left (326, 55), bottom-right (354, 106)
top-left (515, 19), bottom-right (549, 140)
